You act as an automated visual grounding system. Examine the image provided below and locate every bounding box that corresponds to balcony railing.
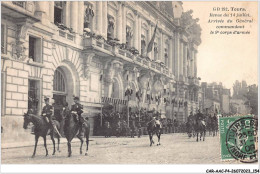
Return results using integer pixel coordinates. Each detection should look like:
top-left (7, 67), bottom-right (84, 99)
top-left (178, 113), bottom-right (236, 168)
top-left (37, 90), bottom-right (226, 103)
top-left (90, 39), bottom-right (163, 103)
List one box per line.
top-left (1, 1), bottom-right (35, 16)
top-left (12, 1), bottom-right (25, 8)
top-left (11, 1), bottom-right (34, 13)
top-left (58, 30), bottom-right (75, 41)
top-left (83, 37), bottom-right (112, 52)
top-left (83, 36), bottom-right (173, 79)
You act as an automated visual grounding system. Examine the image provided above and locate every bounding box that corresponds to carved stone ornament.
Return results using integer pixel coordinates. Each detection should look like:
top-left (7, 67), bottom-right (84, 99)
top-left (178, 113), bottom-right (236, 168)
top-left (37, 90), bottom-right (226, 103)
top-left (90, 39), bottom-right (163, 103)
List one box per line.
top-left (103, 60), bottom-right (123, 84)
top-left (11, 19), bottom-right (33, 61)
top-left (11, 41), bottom-right (27, 61)
top-left (82, 53), bottom-right (95, 80)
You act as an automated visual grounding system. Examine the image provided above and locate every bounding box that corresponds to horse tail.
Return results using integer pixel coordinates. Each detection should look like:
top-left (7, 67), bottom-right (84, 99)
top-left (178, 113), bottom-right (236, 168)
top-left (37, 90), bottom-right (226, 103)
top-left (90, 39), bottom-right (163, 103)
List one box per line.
top-left (83, 121), bottom-right (90, 138)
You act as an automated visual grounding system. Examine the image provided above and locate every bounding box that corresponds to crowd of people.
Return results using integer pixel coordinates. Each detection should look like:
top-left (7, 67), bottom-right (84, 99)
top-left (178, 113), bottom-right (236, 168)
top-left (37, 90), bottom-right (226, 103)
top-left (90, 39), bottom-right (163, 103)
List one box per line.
top-left (93, 107), bottom-right (189, 136)
top-left (93, 106), bottom-right (221, 137)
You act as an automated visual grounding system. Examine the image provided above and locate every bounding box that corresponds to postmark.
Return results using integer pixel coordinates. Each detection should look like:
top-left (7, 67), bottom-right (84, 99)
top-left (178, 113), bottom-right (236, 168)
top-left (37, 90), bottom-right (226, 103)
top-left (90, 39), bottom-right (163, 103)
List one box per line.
top-left (219, 115), bottom-right (258, 163)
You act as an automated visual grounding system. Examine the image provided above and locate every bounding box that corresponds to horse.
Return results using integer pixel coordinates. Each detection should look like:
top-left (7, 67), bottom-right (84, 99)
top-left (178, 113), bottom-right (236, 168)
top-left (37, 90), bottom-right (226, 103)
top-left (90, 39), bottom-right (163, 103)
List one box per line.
top-left (194, 116), bottom-right (206, 142)
top-left (63, 112), bottom-right (90, 157)
top-left (147, 118), bottom-right (162, 146)
top-left (206, 116), bottom-right (218, 137)
top-left (23, 113), bottom-right (61, 158)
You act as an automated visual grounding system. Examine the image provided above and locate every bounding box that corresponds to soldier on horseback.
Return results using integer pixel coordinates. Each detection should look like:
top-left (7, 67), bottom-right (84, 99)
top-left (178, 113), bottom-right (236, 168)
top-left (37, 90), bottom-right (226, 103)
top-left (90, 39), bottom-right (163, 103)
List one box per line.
top-left (195, 109), bottom-right (206, 127)
top-left (188, 111), bottom-right (193, 124)
top-left (41, 96), bottom-right (62, 137)
top-left (71, 96), bottom-right (84, 137)
top-left (152, 111), bottom-right (162, 129)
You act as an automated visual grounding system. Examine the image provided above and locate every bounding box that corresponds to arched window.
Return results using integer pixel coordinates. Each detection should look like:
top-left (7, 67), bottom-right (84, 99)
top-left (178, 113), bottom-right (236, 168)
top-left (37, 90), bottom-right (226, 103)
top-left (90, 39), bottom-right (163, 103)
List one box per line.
top-left (53, 69), bottom-right (66, 93)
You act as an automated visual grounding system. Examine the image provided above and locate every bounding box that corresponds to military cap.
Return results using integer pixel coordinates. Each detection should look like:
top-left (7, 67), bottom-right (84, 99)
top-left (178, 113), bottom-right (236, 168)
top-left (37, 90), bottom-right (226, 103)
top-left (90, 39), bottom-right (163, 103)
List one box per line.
top-left (74, 96), bottom-right (80, 100)
top-left (44, 96), bottom-right (50, 101)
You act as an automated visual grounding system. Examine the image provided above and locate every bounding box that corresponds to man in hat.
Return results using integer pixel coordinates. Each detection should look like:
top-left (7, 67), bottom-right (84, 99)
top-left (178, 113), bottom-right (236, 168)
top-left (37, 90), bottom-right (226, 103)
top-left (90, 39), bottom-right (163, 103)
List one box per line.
top-left (42, 96), bottom-right (62, 137)
top-left (196, 109), bottom-right (206, 127)
top-left (71, 96), bottom-right (84, 137)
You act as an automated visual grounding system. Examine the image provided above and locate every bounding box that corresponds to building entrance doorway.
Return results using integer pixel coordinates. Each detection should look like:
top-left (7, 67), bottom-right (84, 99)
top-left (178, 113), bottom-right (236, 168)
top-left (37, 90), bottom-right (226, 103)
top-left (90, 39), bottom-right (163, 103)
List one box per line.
top-left (53, 68), bottom-right (67, 121)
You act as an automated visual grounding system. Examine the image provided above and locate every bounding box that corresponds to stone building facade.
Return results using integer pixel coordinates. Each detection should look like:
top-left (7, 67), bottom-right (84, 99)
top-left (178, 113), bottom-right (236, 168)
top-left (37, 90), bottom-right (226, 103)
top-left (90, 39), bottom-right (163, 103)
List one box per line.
top-left (201, 82), bottom-right (230, 114)
top-left (1, 1), bottom-right (201, 141)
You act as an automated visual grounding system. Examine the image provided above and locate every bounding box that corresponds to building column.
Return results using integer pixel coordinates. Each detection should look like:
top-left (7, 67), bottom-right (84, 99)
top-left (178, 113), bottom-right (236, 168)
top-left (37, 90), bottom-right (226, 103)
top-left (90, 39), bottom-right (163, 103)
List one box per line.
top-left (117, 3), bottom-right (122, 43)
top-left (102, 1), bottom-right (107, 38)
top-left (174, 32), bottom-right (180, 78)
top-left (160, 31), bottom-right (164, 62)
top-left (96, 1), bottom-right (102, 35)
top-left (169, 37), bottom-right (173, 73)
top-left (70, 1), bottom-right (78, 33)
top-left (138, 16), bottom-right (142, 52)
top-left (150, 25), bottom-right (154, 60)
top-left (35, 1), bottom-right (49, 21)
top-left (194, 51), bottom-right (197, 77)
top-left (64, 2), bottom-right (70, 27)
top-left (183, 43), bottom-right (187, 77)
top-left (191, 50), bottom-right (194, 77)
top-left (179, 41), bottom-right (183, 76)
top-left (146, 21), bottom-right (151, 58)
top-left (171, 36), bottom-right (175, 75)
top-left (122, 4), bottom-right (126, 43)
top-left (78, 1), bottom-right (84, 35)
top-left (49, 1), bottom-right (54, 23)
top-left (134, 14), bottom-right (139, 49)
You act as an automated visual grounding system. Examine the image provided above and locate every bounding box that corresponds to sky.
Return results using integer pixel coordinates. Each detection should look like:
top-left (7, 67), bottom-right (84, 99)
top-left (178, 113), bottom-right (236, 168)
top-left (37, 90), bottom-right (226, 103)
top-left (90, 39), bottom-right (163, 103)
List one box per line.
top-left (182, 1), bottom-right (258, 90)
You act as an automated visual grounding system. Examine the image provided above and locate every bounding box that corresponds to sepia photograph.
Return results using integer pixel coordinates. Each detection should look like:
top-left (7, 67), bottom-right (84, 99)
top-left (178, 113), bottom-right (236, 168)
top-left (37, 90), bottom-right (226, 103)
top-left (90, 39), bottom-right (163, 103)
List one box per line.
top-left (0, 0), bottom-right (259, 173)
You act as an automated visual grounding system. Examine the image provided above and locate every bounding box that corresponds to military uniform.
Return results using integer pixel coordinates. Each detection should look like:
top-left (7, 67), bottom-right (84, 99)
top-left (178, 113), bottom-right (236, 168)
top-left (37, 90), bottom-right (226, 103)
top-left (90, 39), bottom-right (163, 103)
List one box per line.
top-left (71, 102), bottom-right (84, 123)
top-left (42, 103), bottom-right (54, 124)
top-left (196, 110), bottom-right (206, 126)
top-left (71, 96), bottom-right (84, 137)
top-left (42, 97), bottom-right (61, 137)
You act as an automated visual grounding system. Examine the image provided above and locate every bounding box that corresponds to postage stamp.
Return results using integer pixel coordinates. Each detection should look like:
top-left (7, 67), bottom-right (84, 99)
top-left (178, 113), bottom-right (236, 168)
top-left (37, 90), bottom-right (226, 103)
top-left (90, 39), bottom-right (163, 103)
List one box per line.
top-left (219, 115), bottom-right (258, 163)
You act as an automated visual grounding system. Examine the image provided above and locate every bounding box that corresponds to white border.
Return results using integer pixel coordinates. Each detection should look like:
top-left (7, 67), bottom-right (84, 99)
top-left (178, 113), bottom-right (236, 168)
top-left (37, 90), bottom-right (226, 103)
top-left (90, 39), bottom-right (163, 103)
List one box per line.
top-left (1, 164), bottom-right (260, 174)
top-left (1, 0), bottom-right (259, 174)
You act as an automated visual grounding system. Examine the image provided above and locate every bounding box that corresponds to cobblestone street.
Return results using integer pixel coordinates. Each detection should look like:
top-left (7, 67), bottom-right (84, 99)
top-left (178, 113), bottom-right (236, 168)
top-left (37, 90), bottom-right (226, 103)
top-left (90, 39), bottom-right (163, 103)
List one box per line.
top-left (1, 133), bottom-right (239, 164)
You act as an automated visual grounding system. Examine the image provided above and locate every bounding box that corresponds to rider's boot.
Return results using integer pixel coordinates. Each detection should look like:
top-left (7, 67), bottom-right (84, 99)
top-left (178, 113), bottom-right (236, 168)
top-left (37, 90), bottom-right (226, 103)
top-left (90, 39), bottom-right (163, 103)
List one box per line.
top-left (77, 117), bottom-right (84, 138)
top-left (77, 123), bottom-right (84, 138)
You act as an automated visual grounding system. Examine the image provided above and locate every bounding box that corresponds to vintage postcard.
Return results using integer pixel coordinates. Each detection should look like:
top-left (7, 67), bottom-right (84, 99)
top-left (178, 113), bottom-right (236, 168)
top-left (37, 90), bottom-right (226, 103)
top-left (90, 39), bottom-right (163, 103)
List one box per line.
top-left (0, 1), bottom-right (259, 173)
